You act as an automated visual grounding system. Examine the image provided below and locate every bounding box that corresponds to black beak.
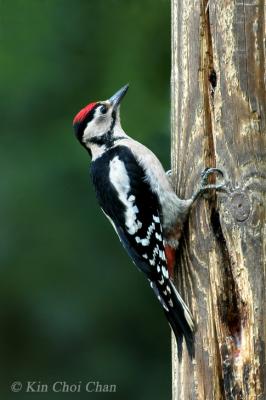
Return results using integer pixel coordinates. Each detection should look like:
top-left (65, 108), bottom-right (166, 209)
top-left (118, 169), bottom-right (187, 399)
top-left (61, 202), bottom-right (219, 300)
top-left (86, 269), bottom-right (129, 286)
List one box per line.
top-left (109, 84), bottom-right (129, 110)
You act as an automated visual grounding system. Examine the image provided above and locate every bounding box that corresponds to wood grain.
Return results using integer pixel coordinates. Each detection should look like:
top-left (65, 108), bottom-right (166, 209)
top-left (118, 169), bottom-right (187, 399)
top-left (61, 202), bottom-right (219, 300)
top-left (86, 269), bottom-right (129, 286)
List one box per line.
top-left (171, 1), bottom-right (266, 399)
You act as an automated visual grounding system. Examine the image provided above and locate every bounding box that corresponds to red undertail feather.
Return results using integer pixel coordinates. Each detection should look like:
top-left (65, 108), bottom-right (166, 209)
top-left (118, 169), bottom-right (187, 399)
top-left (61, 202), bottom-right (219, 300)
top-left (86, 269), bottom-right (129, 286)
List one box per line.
top-left (165, 245), bottom-right (176, 280)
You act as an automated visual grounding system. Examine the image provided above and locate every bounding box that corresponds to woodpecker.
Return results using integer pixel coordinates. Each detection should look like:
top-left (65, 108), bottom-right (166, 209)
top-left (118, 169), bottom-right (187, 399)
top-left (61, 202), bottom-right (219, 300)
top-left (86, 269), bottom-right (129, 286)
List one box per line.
top-left (73, 84), bottom-right (224, 357)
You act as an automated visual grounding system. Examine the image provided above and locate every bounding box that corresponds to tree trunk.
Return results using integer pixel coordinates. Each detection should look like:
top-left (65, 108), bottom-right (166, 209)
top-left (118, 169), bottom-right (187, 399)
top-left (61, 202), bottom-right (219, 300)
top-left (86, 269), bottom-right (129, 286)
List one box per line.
top-left (171, 1), bottom-right (266, 399)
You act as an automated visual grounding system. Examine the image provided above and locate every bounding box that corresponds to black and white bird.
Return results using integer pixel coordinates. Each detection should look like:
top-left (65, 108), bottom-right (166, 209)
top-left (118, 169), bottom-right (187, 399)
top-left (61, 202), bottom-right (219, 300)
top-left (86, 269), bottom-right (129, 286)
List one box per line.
top-left (73, 84), bottom-right (224, 357)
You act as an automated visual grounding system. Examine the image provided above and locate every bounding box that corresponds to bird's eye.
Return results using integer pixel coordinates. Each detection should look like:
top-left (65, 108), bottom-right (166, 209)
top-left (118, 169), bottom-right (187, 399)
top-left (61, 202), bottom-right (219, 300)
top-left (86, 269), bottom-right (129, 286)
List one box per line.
top-left (100, 105), bottom-right (107, 114)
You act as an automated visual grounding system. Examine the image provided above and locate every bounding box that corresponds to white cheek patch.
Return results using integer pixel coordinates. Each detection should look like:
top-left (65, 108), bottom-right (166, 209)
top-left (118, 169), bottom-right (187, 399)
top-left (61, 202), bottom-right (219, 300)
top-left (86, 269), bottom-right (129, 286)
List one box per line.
top-left (83, 108), bottom-right (110, 142)
top-left (109, 156), bottom-right (142, 235)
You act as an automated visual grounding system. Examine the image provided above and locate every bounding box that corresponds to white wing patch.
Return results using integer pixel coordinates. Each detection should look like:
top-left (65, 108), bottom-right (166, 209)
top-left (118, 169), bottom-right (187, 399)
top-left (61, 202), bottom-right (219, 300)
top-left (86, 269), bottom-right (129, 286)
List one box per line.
top-left (135, 222), bottom-right (156, 247)
top-left (147, 245), bottom-right (159, 266)
top-left (162, 266), bottom-right (169, 279)
top-left (109, 156), bottom-right (142, 235)
top-left (155, 232), bottom-right (162, 241)
top-left (153, 215), bottom-right (160, 223)
top-left (135, 236), bottom-right (149, 246)
top-left (158, 275), bottom-right (164, 285)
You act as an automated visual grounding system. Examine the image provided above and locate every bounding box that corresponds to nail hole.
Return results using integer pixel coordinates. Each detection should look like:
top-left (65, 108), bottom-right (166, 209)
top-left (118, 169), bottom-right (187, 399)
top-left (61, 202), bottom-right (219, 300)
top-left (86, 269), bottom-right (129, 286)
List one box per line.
top-left (209, 69), bottom-right (217, 89)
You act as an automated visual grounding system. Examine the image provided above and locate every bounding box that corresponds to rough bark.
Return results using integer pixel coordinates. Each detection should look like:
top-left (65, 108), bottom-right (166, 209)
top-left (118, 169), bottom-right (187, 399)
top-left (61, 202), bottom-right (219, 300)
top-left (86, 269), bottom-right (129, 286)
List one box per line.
top-left (171, 1), bottom-right (266, 399)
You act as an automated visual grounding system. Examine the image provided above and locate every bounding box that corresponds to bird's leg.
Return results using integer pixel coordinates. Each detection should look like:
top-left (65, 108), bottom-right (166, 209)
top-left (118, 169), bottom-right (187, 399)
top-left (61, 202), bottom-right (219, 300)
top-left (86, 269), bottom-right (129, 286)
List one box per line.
top-left (166, 167), bottom-right (227, 221)
top-left (164, 168), bottom-right (226, 281)
top-left (167, 167), bottom-right (226, 200)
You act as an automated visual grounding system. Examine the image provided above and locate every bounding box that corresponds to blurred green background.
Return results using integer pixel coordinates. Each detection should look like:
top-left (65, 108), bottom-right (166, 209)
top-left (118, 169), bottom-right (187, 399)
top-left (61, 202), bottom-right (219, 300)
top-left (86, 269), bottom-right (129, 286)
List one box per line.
top-left (1, 0), bottom-right (171, 398)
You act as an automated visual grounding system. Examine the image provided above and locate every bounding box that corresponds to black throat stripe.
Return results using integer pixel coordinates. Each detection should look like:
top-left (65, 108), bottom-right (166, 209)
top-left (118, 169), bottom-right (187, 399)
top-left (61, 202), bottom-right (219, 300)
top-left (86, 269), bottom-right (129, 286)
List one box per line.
top-left (88, 134), bottom-right (126, 148)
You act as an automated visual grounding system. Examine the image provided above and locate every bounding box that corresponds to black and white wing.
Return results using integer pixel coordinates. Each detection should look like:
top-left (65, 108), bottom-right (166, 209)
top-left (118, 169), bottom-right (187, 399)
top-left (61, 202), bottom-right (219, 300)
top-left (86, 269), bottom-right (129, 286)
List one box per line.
top-left (91, 145), bottom-right (194, 356)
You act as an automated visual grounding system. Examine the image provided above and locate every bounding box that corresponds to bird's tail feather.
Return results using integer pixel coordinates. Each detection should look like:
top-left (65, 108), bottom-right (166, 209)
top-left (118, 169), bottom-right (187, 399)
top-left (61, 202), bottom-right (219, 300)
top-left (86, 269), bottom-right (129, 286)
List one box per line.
top-left (164, 281), bottom-right (195, 359)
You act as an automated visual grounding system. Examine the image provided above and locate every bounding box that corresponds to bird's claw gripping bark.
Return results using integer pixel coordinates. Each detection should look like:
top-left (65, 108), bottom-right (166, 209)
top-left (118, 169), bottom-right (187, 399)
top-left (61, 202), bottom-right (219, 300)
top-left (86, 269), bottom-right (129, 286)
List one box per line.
top-left (166, 167), bottom-right (226, 203)
top-left (200, 167), bottom-right (224, 189)
top-left (192, 167), bottom-right (226, 202)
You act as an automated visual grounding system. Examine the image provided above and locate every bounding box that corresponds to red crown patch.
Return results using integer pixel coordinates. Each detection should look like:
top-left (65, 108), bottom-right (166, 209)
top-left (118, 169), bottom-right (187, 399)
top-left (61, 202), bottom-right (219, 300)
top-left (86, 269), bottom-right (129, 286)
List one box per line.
top-left (73, 102), bottom-right (97, 125)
